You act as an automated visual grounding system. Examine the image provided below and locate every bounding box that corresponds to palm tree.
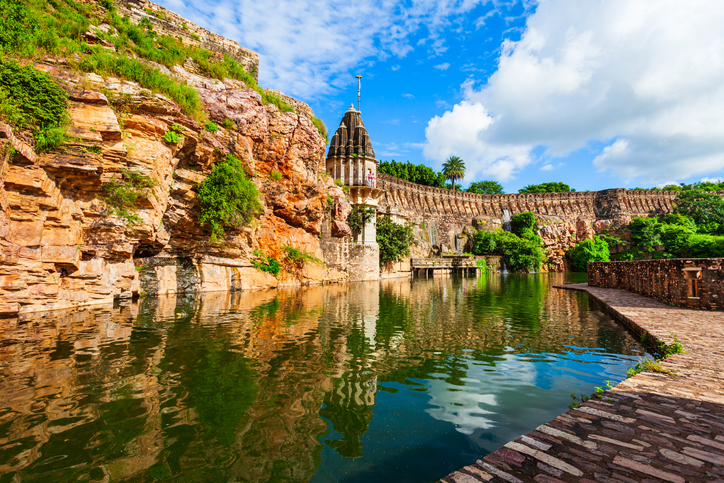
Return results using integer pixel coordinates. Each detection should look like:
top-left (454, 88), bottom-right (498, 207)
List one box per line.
top-left (442, 156), bottom-right (466, 191)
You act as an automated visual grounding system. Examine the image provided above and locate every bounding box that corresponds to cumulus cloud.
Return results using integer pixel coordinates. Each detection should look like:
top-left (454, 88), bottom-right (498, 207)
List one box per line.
top-left (159, 0), bottom-right (500, 99)
top-left (424, 0), bottom-right (724, 183)
top-left (434, 62), bottom-right (451, 70)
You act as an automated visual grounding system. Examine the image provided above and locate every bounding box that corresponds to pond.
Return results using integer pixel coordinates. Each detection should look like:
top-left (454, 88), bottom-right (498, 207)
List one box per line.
top-left (0, 273), bottom-right (645, 482)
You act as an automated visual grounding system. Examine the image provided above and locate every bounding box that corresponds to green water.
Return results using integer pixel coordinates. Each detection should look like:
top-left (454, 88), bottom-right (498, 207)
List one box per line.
top-left (0, 273), bottom-right (645, 482)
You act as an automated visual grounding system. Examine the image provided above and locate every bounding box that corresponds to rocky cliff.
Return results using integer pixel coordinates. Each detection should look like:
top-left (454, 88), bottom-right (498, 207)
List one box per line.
top-left (0, 6), bottom-right (349, 316)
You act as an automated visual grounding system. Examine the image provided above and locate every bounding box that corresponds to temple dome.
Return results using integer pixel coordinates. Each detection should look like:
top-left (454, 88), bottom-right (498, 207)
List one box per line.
top-left (327, 104), bottom-right (375, 159)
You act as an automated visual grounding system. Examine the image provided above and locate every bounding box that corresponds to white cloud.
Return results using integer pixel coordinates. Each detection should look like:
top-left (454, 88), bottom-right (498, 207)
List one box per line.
top-left (702, 177), bottom-right (724, 183)
top-left (159, 0), bottom-right (501, 99)
top-left (391, 64), bottom-right (402, 71)
top-left (403, 93), bottom-right (415, 99)
top-left (434, 62), bottom-right (451, 70)
top-left (424, 0), bottom-right (724, 183)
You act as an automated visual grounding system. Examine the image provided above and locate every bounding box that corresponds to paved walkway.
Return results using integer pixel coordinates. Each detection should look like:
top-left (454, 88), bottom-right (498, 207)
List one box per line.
top-left (442, 283), bottom-right (724, 483)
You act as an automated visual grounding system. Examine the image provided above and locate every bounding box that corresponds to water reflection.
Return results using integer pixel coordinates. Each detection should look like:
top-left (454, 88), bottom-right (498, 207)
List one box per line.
top-left (0, 274), bottom-right (644, 482)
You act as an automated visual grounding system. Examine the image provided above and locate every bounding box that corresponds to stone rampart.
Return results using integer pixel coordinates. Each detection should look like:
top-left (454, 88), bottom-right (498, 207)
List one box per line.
top-left (377, 173), bottom-right (679, 251)
top-left (588, 259), bottom-right (724, 310)
top-left (378, 173), bottom-right (677, 223)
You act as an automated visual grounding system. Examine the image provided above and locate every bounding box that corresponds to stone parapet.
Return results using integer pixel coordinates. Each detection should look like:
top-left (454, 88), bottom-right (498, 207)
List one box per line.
top-left (588, 258), bottom-right (724, 310)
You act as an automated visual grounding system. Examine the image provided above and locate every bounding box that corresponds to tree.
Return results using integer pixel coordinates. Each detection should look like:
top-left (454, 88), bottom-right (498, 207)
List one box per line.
top-left (569, 237), bottom-right (610, 272)
top-left (442, 156), bottom-right (466, 191)
top-left (377, 160), bottom-right (445, 188)
top-left (377, 215), bottom-right (415, 266)
top-left (518, 182), bottom-right (574, 193)
top-left (466, 180), bottom-right (504, 195)
top-left (674, 190), bottom-right (724, 233)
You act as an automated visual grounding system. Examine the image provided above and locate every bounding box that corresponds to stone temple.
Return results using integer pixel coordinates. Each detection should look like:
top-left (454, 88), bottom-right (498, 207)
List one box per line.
top-left (326, 104), bottom-right (383, 245)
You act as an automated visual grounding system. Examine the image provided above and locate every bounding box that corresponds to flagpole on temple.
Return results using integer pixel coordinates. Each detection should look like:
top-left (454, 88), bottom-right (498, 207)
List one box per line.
top-left (356, 75), bottom-right (362, 112)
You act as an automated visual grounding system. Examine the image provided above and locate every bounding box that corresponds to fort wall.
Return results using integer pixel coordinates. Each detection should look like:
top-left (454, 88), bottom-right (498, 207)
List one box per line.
top-left (376, 173), bottom-right (679, 252)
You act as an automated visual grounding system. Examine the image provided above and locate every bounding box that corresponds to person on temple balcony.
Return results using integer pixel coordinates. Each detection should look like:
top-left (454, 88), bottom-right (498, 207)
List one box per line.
top-left (367, 168), bottom-right (375, 187)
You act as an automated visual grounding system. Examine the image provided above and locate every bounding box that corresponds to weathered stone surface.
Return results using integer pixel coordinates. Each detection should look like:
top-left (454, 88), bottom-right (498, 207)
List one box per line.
top-left (331, 220), bottom-right (352, 237)
top-left (0, 56), bottom-right (343, 314)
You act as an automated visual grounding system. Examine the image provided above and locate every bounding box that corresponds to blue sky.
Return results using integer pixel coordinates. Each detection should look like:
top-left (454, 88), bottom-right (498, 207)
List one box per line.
top-left (158, 0), bottom-right (724, 193)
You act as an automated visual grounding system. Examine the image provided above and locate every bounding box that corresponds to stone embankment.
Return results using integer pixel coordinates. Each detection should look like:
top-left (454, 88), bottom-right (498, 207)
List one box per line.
top-left (444, 284), bottom-right (724, 483)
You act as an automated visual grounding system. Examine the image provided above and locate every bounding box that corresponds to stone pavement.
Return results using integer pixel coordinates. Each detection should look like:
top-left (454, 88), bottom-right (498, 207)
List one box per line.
top-left (442, 283), bottom-right (724, 483)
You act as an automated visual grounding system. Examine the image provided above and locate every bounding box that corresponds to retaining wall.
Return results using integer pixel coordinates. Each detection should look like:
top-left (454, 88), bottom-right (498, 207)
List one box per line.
top-left (588, 259), bottom-right (724, 310)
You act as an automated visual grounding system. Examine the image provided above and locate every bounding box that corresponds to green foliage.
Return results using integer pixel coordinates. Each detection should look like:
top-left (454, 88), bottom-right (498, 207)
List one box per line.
top-left (674, 190), bottom-right (724, 233)
top-left (510, 211), bottom-right (537, 236)
top-left (636, 179), bottom-right (724, 192)
top-left (442, 155), bottom-right (466, 191)
top-left (312, 117), bottom-right (328, 144)
top-left (204, 120), bottom-right (218, 132)
top-left (377, 215), bottom-right (415, 266)
top-left (377, 160), bottom-right (445, 187)
top-left (619, 214), bottom-right (724, 259)
top-left (627, 357), bottom-right (674, 377)
top-left (101, 169), bottom-right (158, 225)
top-left (472, 229), bottom-right (546, 272)
top-left (0, 1), bottom-right (40, 53)
top-left (252, 249), bottom-right (280, 276)
top-left (163, 130), bottom-right (180, 143)
top-left (222, 118), bottom-right (235, 130)
top-left (519, 182), bottom-right (574, 193)
top-left (79, 52), bottom-right (202, 116)
top-left (269, 170), bottom-right (282, 181)
top-left (348, 205), bottom-right (375, 236)
top-left (283, 245), bottom-right (323, 271)
top-left (197, 154), bottom-right (262, 242)
top-left (569, 236), bottom-right (610, 272)
top-left (466, 180), bottom-right (504, 195)
top-left (170, 123), bottom-right (184, 133)
top-left (0, 57), bottom-right (69, 150)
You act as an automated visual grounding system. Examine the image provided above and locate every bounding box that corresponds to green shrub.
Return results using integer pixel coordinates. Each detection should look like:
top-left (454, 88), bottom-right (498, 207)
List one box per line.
top-left (569, 236), bottom-right (610, 272)
top-left (197, 154), bottom-right (262, 242)
top-left (252, 249), bottom-right (280, 276)
top-left (0, 1), bottom-right (39, 52)
top-left (100, 169), bottom-right (158, 225)
top-left (283, 245), bottom-right (323, 271)
top-left (377, 215), bottom-right (415, 266)
top-left (311, 117), bottom-right (328, 143)
top-left (0, 57), bottom-right (69, 150)
top-left (204, 120), bottom-right (218, 132)
top-left (262, 90), bottom-right (294, 112)
top-left (269, 170), bottom-right (282, 181)
top-left (348, 205), bottom-right (375, 236)
top-left (170, 123), bottom-right (184, 133)
top-left (472, 229), bottom-right (546, 272)
top-left (511, 211), bottom-right (536, 236)
top-left (163, 131), bottom-right (180, 143)
top-left (79, 52), bottom-right (202, 117)
top-left (223, 118), bottom-right (235, 130)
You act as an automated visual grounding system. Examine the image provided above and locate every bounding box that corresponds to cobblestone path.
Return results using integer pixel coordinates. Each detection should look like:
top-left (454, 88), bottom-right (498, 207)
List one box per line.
top-left (442, 284), bottom-right (724, 483)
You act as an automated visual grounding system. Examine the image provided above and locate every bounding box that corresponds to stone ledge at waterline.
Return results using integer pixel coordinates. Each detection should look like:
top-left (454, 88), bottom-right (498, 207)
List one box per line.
top-left (588, 258), bottom-right (724, 310)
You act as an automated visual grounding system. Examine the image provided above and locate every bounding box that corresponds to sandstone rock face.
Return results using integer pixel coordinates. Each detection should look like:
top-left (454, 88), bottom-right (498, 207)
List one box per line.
top-left (538, 217), bottom-right (611, 271)
top-left (0, 62), bottom-right (345, 315)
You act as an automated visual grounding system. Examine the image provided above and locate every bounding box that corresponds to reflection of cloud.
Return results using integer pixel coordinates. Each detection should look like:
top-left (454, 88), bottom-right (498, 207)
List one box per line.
top-left (425, 356), bottom-right (540, 435)
top-left (426, 378), bottom-right (497, 434)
